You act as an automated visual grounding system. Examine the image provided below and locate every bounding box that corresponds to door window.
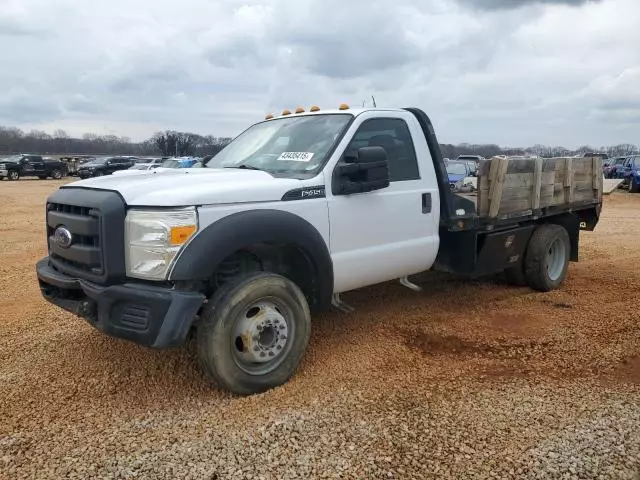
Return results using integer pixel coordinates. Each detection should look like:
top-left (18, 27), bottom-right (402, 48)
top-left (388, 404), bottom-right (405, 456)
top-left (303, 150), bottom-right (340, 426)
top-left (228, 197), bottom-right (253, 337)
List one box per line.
top-left (343, 118), bottom-right (420, 182)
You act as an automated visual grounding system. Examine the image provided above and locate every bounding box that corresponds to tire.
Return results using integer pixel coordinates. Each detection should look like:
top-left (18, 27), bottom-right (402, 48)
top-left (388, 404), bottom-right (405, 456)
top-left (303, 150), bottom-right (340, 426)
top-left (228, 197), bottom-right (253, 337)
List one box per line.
top-left (524, 224), bottom-right (570, 292)
top-left (51, 169), bottom-right (63, 180)
top-left (8, 170), bottom-right (19, 181)
top-left (197, 272), bottom-right (311, 395)
top-left (504, 264), bottom-right (527, 286)
top-left (630, 177), bottom-right (640, 193)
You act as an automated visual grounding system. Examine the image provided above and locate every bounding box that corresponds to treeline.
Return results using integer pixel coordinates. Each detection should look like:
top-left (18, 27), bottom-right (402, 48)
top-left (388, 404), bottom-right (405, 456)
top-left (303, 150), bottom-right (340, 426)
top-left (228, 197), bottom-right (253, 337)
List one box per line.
top-left (0, 125), bottom-right (638, 159)
top-left (0, 127), bottom-right (232, 157)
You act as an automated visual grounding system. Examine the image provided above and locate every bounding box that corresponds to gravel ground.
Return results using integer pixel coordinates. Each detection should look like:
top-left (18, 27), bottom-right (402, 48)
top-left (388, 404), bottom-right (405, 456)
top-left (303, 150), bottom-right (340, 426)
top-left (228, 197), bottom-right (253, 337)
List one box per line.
top-left (1, 179), bottom-right (639, 480)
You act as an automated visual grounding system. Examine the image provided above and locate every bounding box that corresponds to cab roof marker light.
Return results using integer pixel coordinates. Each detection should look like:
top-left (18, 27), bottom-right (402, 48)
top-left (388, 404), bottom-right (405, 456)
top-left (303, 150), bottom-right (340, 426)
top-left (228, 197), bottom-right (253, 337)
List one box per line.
top-left (338, 103), bottom-right (349, 110)
top-left (265, 113), bottom-right (274, 120)
top-left (282, 109), bottom-right (291, 115)
top-left (295, 107), bottom-right (305, 114)
top-left (310, 105), bottom-right (320, 112)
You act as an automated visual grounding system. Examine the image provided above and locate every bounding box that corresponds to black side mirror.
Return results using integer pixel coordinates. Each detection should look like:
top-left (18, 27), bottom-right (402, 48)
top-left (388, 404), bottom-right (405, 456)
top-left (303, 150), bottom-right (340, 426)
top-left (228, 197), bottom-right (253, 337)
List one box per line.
top-left (332, 146), bottom-right (390, 195)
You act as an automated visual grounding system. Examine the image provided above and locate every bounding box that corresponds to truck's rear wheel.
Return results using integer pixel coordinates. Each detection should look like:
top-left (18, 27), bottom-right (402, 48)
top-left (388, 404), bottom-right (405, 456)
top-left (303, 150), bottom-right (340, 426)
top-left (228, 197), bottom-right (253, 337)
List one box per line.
top-left (8, 170), bottom-right (19, 181)
top-left (524, 224), bottom-right (570, 292)
top-left (51, 169), bottom-right (63, 179)
top-left (197, 272), bottom-right (311, 395)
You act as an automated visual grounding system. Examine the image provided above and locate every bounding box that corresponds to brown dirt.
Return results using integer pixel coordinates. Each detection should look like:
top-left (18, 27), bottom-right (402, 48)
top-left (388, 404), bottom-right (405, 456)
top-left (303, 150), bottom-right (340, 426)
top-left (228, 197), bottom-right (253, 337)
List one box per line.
top-left (1, 179), bottom-right (639, 479)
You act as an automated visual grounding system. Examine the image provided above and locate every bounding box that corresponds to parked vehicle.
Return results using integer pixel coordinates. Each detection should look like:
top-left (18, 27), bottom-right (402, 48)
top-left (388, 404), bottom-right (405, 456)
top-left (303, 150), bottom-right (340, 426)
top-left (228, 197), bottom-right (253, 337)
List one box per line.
top-left (446, 160), bottom-right (474, 192)
top-left (60, 156), bottom-right (96, 176)
top-left (456, 155), bottom-right (483, 176)
top-left (77, 157), bottom-right (136, 178)
top-left (36, 106), bottom-right (602, 395)
top-left (160, 157), bottom-right (201, 169)
top-left (620, 155), bottom-right (640, 193)
top-left (0, 154), bottom-right (68, 180)
top-left (583, 152), bottom-right (609, 160)
top-left (605, 157), bottom-right (627, 179)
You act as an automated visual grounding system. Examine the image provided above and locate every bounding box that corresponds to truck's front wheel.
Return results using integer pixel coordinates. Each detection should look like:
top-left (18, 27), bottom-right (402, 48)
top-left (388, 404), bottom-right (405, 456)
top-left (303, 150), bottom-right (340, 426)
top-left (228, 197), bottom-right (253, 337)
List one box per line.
top-left (8, 170), bottom-right (19, 181)
top-left (197, 272), bottom-right (311, 395)
top-left (524, 224), bottom-right (570, 292)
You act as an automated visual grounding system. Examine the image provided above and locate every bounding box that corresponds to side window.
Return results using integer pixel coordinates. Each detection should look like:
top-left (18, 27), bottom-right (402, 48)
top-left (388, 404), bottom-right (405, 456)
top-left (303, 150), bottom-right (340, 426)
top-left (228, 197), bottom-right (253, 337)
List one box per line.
top-left (344, 118), bottom-right (420, 182)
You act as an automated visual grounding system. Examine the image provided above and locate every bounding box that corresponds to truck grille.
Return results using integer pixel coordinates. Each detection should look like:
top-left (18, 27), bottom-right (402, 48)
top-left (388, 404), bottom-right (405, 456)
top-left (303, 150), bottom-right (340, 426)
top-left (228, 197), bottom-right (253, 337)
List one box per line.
top-left (47, 203), bottom-right (103, 275)
top-left (46, 188), bottom-right (126, 285)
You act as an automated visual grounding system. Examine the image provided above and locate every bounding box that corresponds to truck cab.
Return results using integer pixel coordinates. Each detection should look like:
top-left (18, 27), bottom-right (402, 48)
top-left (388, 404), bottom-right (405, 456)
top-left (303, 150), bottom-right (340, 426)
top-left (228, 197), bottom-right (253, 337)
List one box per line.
top-left (36, 106), bottom-right (602, 395)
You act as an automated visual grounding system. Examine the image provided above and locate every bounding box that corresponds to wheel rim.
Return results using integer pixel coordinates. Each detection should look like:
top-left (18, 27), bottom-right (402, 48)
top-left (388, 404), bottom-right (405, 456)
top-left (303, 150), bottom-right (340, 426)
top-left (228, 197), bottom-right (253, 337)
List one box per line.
top-left (546, 237), bottom-right (566, 282)
top-left (53, 171), bottom-right (61, 179)
top-left (231, 297), bottom-right (293, 376)
top-left (9, 171), bottom-right (18, 180)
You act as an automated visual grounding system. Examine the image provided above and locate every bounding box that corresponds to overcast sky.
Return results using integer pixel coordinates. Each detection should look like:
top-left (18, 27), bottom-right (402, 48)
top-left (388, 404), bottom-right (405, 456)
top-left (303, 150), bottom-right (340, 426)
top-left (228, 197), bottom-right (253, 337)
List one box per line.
top-left (0, 0), bottom-right (638, 147)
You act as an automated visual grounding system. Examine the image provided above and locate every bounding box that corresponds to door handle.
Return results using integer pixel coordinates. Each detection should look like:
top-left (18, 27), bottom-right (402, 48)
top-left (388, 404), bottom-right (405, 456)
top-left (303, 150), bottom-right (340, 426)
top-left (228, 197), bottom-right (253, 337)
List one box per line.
top-left (422, 193), bottom-right (432, 214)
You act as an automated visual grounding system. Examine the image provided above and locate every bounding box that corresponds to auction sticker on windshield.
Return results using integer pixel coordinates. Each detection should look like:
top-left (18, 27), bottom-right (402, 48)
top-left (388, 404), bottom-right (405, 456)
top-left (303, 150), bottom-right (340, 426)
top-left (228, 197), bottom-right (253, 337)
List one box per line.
top-left (277, 152), bottom-right (315, 162)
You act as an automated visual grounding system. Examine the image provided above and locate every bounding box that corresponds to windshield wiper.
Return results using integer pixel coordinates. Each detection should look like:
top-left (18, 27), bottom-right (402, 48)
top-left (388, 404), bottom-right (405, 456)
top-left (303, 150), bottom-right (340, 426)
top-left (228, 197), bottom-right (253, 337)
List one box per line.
top-left (224, 164), bottom-right (264, 171)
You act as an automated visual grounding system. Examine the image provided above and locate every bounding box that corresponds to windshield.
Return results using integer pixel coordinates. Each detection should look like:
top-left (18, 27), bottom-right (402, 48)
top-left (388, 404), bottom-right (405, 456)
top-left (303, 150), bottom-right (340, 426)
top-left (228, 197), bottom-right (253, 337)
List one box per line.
top-left (447, 163), bottom-right (468, 176)
top-left (5, 155), bottom-right (23, 162)
top-left (86, 158), bottom-right (110, 165)
top-left (206, 114), bottom-right (352, 177)
top-left (161, 159), bottom-right (181, 168)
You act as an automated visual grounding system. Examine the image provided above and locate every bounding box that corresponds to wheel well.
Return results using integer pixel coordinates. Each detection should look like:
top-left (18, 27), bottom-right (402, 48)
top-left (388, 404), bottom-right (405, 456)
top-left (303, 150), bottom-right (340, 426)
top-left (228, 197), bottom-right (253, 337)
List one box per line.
top-left (207, 242), bottom-right (321, 310)
top-left (542, 213), bottom-right (580, 262)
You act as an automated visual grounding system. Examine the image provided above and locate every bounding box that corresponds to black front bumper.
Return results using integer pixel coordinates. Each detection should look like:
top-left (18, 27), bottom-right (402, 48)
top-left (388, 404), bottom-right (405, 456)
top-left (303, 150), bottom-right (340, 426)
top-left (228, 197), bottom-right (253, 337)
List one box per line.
top-left (36, 257), bottom-right (205, 348)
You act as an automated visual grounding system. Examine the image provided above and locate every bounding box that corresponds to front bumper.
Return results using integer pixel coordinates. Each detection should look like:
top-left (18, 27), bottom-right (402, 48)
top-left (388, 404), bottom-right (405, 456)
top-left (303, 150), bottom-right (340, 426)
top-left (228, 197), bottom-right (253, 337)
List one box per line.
top-left (36, 257), bottom-right (205, 348)
top-left (0, 169), bottom-right (8, 176)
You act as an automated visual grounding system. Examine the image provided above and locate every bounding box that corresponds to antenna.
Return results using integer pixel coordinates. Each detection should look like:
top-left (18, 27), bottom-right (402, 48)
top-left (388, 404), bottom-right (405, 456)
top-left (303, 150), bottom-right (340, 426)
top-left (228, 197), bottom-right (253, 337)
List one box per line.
top-left (372, 96), bottom-right (377, 107)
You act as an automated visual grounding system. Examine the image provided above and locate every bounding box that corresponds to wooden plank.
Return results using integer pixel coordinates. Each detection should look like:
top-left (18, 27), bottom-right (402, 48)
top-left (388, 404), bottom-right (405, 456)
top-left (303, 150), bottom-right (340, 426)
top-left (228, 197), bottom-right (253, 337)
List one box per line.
top-left (532, 157), bottom-right (543, 209)
top-left (488, 157), bottom-right (510, 217)
top-left (563, 157), bottom-right (574, 203)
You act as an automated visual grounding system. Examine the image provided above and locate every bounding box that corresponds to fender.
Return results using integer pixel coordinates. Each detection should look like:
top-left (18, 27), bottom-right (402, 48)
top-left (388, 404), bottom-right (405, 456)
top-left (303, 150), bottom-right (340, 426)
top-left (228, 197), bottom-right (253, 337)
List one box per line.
top-left (169, 209), bottom-right (334, 310)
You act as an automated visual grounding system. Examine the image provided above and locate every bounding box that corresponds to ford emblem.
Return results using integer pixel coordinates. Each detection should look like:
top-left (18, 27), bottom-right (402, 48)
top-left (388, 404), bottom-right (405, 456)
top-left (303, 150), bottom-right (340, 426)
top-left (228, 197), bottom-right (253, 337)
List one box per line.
top-left (54, 226), bottom-right (73, 249)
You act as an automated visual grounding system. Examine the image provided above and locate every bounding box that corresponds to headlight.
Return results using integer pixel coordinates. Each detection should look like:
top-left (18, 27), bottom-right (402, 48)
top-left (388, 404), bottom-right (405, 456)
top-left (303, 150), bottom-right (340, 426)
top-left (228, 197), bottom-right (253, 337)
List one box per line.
top-left (125, 208), bottom-right (198, 280)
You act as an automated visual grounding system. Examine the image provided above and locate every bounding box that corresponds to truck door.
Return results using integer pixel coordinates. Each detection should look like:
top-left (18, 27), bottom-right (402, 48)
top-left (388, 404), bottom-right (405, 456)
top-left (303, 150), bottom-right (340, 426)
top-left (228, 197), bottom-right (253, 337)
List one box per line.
top-left (20, 157), bottom-right (37, 176)
top-left (326, 112), bottom-right (440, 293)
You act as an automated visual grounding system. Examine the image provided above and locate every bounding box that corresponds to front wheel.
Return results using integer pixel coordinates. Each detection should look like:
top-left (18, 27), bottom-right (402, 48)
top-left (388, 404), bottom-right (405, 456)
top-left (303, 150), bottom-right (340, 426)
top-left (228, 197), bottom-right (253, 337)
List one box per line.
top-left (524, 224), bottom-right (570, 292)
top-left (7, 170), bottom-right (19, 181)
top-left (197, 272), bottom-right (311, 395)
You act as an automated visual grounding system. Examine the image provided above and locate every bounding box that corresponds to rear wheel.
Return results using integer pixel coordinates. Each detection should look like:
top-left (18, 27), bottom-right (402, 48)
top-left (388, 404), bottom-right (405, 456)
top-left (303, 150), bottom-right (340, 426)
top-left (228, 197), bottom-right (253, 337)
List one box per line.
top-left (8, 170), bottom-right (19, 181)
top-left (197, 272), bottom-right (311, 395)
top-left (51, 169), bottom-right (63, 180)
top-left (524, 224), bottom-right (570, 292)
top-left (630, 177), bottom-right (639, 193)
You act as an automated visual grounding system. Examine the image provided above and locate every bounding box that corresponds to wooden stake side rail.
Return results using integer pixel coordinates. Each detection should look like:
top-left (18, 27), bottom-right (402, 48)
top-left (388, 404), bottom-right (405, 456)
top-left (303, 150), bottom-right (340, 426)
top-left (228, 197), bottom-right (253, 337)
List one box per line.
top-left (477, 156), bottom-right (603, 219)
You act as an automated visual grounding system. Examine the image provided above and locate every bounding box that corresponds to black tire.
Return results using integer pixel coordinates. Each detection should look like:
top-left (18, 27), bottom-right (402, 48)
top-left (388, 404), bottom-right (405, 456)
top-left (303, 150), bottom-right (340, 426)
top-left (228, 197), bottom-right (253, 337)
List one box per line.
top-left (630, 177), bottom-right (640, 193)
top-left (7, 170), bottom-right (19, 181)
top-left (504, 264), bottom-right (527, 286)
top-left (524, 224), bottom-right (570, 292)
top-left (51, 169), bottom-right (63, 180)
top-left (197, 272), bottom-right (311, 395)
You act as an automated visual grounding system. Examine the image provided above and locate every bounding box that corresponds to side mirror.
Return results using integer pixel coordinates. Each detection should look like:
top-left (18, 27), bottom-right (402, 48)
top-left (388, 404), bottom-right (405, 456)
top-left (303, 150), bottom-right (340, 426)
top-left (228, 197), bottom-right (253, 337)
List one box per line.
top-left (332, 146), bottom-right (390, 195)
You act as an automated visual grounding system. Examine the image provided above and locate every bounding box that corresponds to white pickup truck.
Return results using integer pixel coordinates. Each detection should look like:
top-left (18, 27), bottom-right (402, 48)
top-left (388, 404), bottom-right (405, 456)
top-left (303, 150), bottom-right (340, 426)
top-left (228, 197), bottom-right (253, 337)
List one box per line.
top-left (36, 106), bottom-right (603, 394)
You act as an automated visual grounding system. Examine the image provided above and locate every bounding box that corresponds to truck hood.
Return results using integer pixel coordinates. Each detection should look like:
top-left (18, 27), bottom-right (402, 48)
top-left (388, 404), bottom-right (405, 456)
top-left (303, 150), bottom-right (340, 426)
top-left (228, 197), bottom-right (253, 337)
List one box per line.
top-left (63, 167), bottom-right (314, 206)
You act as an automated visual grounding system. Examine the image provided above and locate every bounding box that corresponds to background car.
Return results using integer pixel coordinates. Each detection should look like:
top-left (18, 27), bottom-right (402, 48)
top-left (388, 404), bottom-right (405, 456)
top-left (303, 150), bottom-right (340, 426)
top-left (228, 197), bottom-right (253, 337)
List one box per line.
top-left (446, 160), bottom-right (474, 192)
top-left (621, 155), bottom-right (640, 193)
top-left (77, 156), bottom-right (136, 178)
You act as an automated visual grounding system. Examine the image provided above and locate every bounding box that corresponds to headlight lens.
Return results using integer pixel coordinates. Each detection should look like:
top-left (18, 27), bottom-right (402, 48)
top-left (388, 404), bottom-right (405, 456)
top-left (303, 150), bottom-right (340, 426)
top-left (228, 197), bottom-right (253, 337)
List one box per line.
top-left (125, 208), bottom-right (198, 280)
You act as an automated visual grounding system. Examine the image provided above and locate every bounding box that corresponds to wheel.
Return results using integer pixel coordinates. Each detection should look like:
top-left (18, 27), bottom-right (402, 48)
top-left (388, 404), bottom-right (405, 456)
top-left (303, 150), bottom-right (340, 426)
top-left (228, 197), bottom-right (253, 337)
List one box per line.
top-left (630, 177), bottom-right (640, 193)
top-left (524, 224), bottom-right (570, 292)
top-left (51, 169), bottom-right (63, 180)
top-left (8, 170), bottom-right (19, 181)
top-left (197, 272), bottom-right (311, 395)
top-left (504, 264), bottom-right (527, 286)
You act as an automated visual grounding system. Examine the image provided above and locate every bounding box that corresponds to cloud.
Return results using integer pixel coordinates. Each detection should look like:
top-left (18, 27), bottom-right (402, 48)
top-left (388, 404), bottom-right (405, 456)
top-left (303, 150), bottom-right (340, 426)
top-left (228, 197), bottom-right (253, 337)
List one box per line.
top-left (455, 0), bottom-right (601, 10)
top-left (0, 0), bottom-right (638, 148)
